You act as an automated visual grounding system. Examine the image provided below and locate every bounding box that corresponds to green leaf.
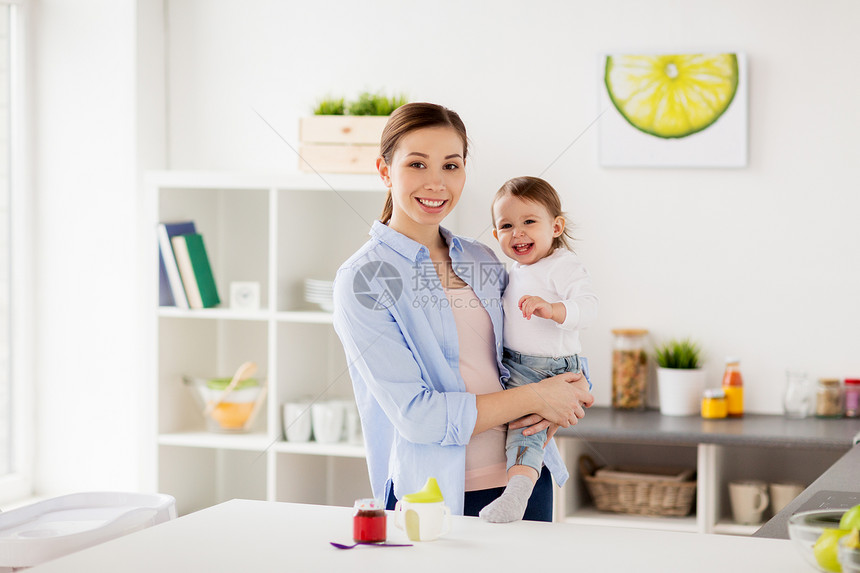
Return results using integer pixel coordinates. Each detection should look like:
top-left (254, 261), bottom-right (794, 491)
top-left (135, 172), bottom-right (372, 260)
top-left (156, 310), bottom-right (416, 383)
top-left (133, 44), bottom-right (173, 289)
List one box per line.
top-left (653, 337), bottom-right (702, 370)
top-left (348, 92), bottom-right (408, 116)
top-left (313, 97), bottom-right (346, 115)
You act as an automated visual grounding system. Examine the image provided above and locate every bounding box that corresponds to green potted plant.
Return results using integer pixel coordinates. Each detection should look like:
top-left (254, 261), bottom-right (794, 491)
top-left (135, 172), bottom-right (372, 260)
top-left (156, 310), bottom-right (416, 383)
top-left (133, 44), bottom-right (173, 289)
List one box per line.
top-left (298, 92), bottom-right (408, 174)
top-left (347, 92), bottom-right (408, 116)
top-left (653, 338), bottom-right (706, 416)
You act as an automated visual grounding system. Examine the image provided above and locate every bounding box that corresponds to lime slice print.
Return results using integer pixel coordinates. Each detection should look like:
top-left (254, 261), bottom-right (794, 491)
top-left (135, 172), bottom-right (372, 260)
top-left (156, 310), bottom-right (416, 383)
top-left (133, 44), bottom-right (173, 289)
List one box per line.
top-left (605, 54), bottom-right (739, 139)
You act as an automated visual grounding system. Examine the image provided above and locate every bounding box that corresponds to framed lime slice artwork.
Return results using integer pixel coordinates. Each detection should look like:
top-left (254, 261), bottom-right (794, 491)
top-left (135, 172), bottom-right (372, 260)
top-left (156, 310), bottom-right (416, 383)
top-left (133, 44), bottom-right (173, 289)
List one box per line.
top-left (598, 52), bottom-right (748, 168)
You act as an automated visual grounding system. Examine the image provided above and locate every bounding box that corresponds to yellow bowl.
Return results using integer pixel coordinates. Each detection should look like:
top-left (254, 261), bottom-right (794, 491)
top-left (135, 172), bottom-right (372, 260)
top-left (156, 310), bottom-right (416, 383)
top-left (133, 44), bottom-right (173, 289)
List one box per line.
top-left (183, 376), bottom-right (266, 432)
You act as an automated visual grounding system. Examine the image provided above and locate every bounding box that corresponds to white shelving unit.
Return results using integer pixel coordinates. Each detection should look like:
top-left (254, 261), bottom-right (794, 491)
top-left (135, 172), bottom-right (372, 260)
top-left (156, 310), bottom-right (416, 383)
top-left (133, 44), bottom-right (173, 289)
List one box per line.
top-left (146, 171), bottom-right (386, 515)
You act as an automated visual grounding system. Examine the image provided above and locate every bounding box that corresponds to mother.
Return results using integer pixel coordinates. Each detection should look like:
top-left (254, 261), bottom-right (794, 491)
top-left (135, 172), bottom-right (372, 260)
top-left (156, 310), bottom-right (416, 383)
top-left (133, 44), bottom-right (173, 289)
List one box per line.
top-left (332, 102), bottom-right (593, 520)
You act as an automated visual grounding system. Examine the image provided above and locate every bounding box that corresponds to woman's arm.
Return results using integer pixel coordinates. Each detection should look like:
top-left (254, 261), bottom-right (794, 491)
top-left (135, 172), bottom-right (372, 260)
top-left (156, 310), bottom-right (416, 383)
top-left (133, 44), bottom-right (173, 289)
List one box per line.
top-left (473, 371), bottom-right (593, 434)
top-left (333, 262), bottom-right (479, 447)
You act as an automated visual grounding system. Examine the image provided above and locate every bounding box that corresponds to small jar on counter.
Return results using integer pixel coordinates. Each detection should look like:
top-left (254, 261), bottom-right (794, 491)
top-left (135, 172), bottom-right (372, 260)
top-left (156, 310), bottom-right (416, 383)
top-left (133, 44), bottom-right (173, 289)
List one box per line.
top-left (844, 379), bottom-right (860, 418)
top-left (815, 378), bottom-right (845, 419)
top-left (611, 329), bottom-right (649, 410)
top-left (701, 388), bottom-right (728, 419)
top-left (353, 498), bottom-right (386, 543)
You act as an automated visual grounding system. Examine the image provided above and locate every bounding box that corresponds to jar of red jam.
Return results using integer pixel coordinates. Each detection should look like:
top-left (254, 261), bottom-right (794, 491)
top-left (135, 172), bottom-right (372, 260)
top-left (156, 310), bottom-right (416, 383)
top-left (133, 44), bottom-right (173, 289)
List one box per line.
top-left (353, 498), bottom-right (386, 543)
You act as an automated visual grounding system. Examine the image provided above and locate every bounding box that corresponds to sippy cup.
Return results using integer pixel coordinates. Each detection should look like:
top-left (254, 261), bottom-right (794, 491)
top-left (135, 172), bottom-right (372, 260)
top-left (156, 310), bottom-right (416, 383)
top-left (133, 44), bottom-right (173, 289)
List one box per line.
top-left (393, 477), bottom-right (451, 542)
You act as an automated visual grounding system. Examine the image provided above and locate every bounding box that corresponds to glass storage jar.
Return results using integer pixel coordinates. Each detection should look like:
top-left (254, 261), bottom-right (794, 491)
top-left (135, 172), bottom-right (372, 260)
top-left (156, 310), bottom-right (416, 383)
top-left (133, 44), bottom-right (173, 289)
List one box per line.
top-left (611, 329), bottom-right (649, 410)
top-left (815, 378), bottom-right (844, 418)
top-left (701, 388), bottom-right (728, 419)
top-left (353, 498), bottom-right (386, 543)
top-left (844, 379), bottom-right (860, 418)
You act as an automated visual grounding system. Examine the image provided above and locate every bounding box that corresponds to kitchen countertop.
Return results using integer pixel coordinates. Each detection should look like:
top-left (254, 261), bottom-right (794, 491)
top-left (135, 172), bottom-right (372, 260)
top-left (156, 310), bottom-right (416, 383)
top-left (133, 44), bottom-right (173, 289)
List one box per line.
top-left (27, 500), bottom-right (811, 572)
top-left (556, 406), bottom-right (860, 448)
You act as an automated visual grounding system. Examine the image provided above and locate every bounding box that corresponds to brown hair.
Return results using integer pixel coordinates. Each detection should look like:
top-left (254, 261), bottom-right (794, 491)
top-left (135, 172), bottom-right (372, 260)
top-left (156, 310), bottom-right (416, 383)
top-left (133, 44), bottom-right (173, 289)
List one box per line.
top-left (491, 176), bottom-right (574, 252)
top-left (378, 102), bottom-right (468, 224)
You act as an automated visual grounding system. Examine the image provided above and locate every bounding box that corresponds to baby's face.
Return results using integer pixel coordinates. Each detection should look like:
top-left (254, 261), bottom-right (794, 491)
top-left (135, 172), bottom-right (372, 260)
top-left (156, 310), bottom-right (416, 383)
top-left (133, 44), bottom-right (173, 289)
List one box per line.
top-left (492, 194), bottom-right (563, 265)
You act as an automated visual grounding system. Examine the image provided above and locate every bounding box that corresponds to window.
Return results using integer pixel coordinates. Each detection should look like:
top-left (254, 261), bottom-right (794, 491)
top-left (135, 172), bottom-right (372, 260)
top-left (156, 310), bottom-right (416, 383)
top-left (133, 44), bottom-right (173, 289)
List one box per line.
top-left (0, 0), bottom-right (31, 504)
top-left (0, 4), bottom-right (11, 479)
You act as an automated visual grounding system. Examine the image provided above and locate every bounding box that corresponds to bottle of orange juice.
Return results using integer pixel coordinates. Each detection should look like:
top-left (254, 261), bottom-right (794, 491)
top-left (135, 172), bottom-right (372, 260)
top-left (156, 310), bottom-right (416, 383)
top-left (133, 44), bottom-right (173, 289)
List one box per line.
top-left (722, 358), bottom-right (744, 417)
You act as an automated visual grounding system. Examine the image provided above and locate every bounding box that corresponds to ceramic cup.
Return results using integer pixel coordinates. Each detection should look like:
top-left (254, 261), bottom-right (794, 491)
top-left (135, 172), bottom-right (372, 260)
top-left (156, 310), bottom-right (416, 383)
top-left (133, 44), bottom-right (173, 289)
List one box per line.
top-left (282, 401), bottom-right (312, 442)
top-left (729, 480), bottom-right (770, 525)
top-left (393, 499), bottom-right (451, 542)
top-left (769, 482), bottom-right (805, 514)
top-left (311, 401), bottom-right (345, 444)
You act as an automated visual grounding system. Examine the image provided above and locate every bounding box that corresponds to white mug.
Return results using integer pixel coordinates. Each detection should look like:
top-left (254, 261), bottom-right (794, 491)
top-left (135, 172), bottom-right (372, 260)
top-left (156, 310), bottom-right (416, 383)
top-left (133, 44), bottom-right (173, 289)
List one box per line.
top-left (770, 482), bottom-right (805, 514)
top-left (394, 500), bottom-right (451, 541)
top-left (729, 480), bottom-right (770, 525)
top-left (282, 401), bottom-right (312, 442)
top-left (343, 401), bottom-right (363, 445)
top-left (311, 401), bottom-right (345, 444)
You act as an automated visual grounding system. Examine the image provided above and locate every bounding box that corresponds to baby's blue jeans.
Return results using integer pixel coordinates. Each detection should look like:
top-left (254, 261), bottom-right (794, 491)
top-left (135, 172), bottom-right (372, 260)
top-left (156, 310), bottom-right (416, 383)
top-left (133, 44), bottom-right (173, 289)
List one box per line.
top-left (502, 348), bottom-right (591, 474)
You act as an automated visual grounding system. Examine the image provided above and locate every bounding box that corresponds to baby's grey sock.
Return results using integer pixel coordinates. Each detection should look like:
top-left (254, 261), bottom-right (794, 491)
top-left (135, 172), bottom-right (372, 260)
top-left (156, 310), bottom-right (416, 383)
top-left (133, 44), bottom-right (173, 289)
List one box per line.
top-left (479, 474), bottom-right (535, 523)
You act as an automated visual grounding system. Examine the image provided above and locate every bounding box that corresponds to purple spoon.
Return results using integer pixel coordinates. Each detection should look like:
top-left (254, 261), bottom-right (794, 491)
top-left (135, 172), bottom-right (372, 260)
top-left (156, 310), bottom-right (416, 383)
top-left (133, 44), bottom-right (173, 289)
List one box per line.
top-left (330, 541), bottom-right (413, 549)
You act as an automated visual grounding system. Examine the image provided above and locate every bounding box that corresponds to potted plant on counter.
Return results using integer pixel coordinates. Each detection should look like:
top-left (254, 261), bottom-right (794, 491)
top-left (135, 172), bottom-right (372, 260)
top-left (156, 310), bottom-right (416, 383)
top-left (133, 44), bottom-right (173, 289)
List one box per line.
top-left (298, 92), bottom-right (408, 174)
top-left (654, 338), bottom-right (705, 416)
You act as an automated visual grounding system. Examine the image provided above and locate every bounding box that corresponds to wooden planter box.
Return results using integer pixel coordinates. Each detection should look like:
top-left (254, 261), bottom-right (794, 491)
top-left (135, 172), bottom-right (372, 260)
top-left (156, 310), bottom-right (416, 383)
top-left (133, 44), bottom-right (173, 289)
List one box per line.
top-left (298, 115), bottom-right (389, 174)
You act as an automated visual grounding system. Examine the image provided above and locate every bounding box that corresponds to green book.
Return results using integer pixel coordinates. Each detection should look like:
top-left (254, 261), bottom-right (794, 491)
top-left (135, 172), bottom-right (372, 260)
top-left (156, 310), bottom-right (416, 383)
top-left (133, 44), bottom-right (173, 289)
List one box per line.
top-left (171, 233), bottom-right (220, 309)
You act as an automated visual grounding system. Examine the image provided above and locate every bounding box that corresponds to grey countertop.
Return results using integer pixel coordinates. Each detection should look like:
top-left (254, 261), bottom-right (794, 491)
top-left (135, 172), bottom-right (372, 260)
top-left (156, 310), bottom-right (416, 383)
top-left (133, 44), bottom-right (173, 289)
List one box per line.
top-left (556, 406), bottom-right (860, 449)
top-left (556, 406), bottom-right (860, 539)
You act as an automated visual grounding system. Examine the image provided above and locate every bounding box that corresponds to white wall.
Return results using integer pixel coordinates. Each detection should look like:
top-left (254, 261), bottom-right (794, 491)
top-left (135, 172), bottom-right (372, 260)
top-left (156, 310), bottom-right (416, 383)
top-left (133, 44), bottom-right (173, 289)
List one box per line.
top-left (164, 0), bottom-right (860, 413)
top-left (32, 0), bottom-right (164, 495)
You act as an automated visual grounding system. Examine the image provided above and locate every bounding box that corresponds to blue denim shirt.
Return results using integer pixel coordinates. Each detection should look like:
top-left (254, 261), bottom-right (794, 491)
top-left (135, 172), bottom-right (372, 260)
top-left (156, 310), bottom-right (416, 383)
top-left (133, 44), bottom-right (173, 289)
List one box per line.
top-left (332, 221), bottom-right (570, 515)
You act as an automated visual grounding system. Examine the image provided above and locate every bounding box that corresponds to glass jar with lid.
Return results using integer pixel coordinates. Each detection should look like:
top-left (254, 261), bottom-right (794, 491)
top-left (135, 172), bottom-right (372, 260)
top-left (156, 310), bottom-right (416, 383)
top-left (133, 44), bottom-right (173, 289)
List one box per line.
top-left (815, 378), bottom-right (844, 418)
top-left (611, 329), bottom-right (649, 410)
top-left (844, 379), bottom-right (860, 418)
top-left (701, 388), bottom-right (728, 419)
top-left (353, 498), bottom-right (386, 543)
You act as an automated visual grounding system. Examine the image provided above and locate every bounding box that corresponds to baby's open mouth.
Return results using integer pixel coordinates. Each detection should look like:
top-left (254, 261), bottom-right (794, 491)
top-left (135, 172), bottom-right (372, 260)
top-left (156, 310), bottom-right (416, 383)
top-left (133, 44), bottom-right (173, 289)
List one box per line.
top-left (513, 243), bottom-right (533, 254)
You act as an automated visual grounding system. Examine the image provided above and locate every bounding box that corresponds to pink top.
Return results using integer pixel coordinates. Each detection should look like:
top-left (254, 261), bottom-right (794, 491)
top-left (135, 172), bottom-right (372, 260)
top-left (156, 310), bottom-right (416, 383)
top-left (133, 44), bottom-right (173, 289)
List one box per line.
top-left (444, 286), bottom-right (508, 491)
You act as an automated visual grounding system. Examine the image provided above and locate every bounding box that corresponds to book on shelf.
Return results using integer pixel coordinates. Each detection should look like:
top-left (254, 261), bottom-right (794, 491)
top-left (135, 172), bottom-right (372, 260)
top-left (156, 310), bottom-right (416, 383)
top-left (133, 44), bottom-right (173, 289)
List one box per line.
top-left (157, 220), bottom-right (197, 308)
top-left (171, 233), bottom-right (221, 309)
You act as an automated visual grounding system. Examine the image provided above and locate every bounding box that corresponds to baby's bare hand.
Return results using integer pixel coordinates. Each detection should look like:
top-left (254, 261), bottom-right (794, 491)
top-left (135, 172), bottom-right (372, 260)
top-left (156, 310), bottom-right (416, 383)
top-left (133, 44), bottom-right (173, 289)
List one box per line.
top-left (518, 295), bottom-right (553, 320)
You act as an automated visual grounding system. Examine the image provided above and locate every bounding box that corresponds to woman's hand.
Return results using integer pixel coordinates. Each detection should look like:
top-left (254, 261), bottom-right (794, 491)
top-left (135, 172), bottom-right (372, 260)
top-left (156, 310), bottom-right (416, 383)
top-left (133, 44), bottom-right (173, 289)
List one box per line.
top-left (508, 416), bottom-right (560, 447)
top-left (473, 370), bottom-right (593, 435)
top-left (526, 371), bottom-right (594, 427)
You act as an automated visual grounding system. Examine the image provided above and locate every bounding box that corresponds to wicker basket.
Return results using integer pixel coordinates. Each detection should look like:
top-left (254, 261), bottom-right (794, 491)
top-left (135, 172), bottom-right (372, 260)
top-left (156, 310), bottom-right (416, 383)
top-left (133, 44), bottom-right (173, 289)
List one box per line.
top-left (578, 455), bottom-right (697, 517)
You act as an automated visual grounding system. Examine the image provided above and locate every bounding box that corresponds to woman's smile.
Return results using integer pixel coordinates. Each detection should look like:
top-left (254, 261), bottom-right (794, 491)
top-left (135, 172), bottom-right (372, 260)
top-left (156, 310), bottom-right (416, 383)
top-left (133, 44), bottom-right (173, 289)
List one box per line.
top-left (416, 197), bottom-right (448, 212)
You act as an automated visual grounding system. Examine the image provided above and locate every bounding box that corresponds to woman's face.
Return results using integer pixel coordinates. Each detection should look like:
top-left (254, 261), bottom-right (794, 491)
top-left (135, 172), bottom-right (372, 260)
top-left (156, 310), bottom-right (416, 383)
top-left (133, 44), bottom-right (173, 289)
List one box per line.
top-left (378, 127), bottom-right (466, 236)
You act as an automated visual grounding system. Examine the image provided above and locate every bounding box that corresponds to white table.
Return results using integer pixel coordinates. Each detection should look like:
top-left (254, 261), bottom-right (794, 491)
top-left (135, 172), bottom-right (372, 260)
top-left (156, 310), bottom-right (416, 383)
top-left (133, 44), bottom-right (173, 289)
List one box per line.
top-left (28, 500), bottom-right (811, 572)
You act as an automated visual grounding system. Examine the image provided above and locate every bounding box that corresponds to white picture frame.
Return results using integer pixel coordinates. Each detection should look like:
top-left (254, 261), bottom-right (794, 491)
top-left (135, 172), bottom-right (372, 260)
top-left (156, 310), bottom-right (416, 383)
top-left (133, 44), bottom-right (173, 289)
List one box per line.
top-left (598, 52), bottom-right (748, 168)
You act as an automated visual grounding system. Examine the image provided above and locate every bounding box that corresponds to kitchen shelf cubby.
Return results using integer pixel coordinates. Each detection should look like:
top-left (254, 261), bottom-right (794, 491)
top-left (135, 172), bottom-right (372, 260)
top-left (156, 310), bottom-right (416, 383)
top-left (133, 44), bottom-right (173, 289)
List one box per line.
top-left (147, 171), bottom-right (384, 514)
